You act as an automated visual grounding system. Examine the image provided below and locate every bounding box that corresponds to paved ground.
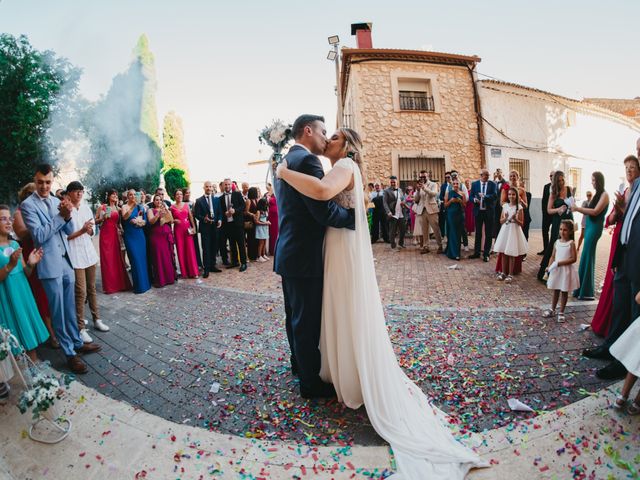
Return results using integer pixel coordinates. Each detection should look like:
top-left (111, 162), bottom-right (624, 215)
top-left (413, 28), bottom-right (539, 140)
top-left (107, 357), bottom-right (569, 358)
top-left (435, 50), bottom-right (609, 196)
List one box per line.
top-left (37, 229), bottom-right (618, 447)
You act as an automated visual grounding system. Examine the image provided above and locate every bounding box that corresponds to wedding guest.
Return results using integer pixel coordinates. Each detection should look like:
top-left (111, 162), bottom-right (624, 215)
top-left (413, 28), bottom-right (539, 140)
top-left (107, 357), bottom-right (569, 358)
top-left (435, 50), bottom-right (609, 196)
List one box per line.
top-left (266, 183), bottom-right (279, 255)
top-left (577, 191), bottom-right (593, 252)
top-left (571, 172), bottom-right (609, 299)
top-left (542, 220), bottom-right (579, 322)
top-left (245, 187), bottom-right (259, 261)
top-left (12, 183), bottom-right (58, 348)
top-left (383, 176), bottom-right (407, 249)
top-left (0, 204), bottom-right (49, 362)
top-left (444, 179), bottom-right (466, 260)
top-left (122, 189), bottom-right (151, 294)
top-left (539, 171), bottom-right (555, 255)
top-left (493, 187), bottom-right (528, 283)
top-left (95, 189), bottom-right (132, 294)
top-left (370, 182), bottom-right (388, 243)
top-left (216, 181), bottom-right (229, 265)
top-left (147, 187), bottom-right (171, 208)
top-left (20, 164), bottom-right (101, 374)
top-left (414, 172), bottom-right (443, 254)
top-left (493, 168), bottom-right (507, 238)
top-left (469, 169), bottom-right (498, 262)
top-left (182, 187), bottom-right (203, 269)
top-left (610, 291), bottom-right (640, 415)
top-left (148, 195), bottom-right (177, 287)
top-left (520, 180), bottom-right (532, 241)
top-left (170, 189), bottom-right (200, 279)
top-left (464, 178), bottom-right (475, 236)
top-left (496, 170), bottom-right (528, 274)
top-left (241, 182), bottom-right (250, 200)
top-left (538, 170), bottom-right (574, 281)
top-left (254, 197), bottom-right (270, 261)
top-left (220, 178), bottom-right (247, 271)
top-left (404, 185), bottom-right (415, 237)
top-left (591, 155), bottom-right (640, 336)
top-left (194, 181), bottom-right (222, 278)
top-left (439, 172), bottom-right (452, 238)
top-left (450, 172), bottom-right (469, 252)
top-left (65, 181), bottom-right (109, 343)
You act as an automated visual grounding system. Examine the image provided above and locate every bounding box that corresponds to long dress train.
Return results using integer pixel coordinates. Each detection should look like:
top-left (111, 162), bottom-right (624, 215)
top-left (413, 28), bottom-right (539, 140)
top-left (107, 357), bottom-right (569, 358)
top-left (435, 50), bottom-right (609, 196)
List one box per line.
top-left (99, 205), bottom-right (133, 294)
top-left (319, 158), bottom-right (485, 479)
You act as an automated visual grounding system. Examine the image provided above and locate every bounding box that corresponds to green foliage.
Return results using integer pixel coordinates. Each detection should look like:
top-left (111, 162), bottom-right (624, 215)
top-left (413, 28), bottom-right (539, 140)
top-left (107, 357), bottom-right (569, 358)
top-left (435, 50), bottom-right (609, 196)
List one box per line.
top-left (134, 34), bottom-right (160, 149)
top-left (0, 34), bottom-right (81, 205)
top-left (164, 167), bottom-right (189, 199)
top-left (162, 111), bottom-right (189, 177)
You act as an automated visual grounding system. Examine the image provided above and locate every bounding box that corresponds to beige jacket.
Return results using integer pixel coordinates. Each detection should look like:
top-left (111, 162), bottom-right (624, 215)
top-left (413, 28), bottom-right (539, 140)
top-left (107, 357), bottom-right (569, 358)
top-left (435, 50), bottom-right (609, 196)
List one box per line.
top-left (413, 181), bottom-right (440, 215)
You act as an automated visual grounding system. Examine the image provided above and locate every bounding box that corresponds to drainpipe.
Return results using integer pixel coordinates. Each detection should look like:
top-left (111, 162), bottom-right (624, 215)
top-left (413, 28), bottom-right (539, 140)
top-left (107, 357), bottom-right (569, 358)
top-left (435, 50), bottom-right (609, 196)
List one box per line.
top-left (469, 63), bottom-right (487, 169)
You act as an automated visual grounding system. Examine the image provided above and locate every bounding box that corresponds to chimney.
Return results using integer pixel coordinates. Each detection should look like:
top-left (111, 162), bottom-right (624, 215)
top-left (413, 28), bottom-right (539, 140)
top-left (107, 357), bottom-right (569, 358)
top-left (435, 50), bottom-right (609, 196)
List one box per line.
top-left (351, 23), bottom-right (373, 49)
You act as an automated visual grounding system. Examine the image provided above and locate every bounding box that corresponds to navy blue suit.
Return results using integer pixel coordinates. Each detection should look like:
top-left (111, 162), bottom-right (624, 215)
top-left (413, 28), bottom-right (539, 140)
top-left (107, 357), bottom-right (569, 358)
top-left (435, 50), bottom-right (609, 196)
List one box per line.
top-left (274, 145), bottom-right (354, 386)
top-left (470, 179), bottom-right (498, 257)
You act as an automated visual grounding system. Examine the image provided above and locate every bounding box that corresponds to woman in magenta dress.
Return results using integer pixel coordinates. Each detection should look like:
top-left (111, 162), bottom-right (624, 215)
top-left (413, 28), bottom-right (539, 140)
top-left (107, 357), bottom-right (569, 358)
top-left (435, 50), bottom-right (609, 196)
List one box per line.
top-left (266, 183), bottom-right (279, 255)
top-left (148, 195), bottom-right (177, 288)
top-left (170, 189), bottom-right (199, 279)
top-left (95, 189), bottom-right (133, 294)
top-left (591, 155), bottom-right (639, 336)
top-left (495, 171), bottom-right (527, 275)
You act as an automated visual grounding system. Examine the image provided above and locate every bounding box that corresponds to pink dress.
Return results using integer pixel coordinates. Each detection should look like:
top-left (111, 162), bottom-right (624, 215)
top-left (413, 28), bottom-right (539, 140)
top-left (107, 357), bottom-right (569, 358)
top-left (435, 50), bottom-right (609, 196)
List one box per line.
top-left (149, 210), bottom-right (177, 288)
top-left (170, 204), bottom-right (199, 279)
top-left (98, 205), bottom-right (133, 294)
top-left (267, 194), bottom-right (279, 255)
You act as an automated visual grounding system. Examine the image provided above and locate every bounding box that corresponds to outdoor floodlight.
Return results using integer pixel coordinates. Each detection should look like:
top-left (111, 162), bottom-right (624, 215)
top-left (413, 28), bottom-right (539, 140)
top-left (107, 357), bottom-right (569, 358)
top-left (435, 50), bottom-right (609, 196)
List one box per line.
top-left (327, 50), bottom-right (337, 61)
top-left (328, 35), bottom-right (340, 45)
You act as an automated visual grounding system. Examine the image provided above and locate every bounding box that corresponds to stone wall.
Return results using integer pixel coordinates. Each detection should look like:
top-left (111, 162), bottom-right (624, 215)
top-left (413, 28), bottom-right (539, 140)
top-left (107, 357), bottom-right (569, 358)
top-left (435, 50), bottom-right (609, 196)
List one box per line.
top-left (345, 61), bottom-right (482, 183)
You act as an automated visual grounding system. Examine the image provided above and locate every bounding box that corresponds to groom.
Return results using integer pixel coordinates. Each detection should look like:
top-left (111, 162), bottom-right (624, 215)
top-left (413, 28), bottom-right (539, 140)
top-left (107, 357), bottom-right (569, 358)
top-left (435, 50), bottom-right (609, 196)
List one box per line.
top-left (274, 114), bottom-right (355, 399)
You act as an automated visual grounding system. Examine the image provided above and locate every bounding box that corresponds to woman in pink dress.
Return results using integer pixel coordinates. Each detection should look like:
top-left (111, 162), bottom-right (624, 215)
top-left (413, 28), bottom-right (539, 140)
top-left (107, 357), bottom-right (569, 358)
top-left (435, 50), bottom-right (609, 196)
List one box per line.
top-left (95, 189), bottom-right (133, 294)
top-left (148, 195), bottom-right (177, 288)
top-left (591, 155), bottom-right (639, 336)
top-left (266, 183), bottom-right (279, 255)
top-left (170, 189), bottom-right (199, 279)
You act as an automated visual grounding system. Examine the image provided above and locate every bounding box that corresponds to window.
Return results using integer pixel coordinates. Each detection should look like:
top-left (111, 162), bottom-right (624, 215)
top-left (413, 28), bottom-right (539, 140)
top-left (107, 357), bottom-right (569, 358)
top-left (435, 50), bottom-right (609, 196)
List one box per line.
top-left (509, 158), bottom-right (530, 191)
top-left (398, 156), bottom-right (446, 189)
top-left (569, 167), bottom-right (582, 199)
top-left (390, 72), bottom-right (441, 113)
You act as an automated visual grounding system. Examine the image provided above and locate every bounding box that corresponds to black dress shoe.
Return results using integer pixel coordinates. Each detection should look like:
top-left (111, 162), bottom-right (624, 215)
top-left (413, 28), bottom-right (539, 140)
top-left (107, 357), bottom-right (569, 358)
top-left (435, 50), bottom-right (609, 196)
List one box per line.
top-left (211, 267), bottom-right (222, 273)
top-left (202, 272), bottom-right (209, 279)
top-left (536, 250), bottom-right (545, 256)
top-left (226, 263), bottom-right (240, 269)
top-left (469, 253), bottom-right (480, 259)
top-left (300, 381), bottom-right (336, 399)
top-left (582, 345), bottom-right (613, 361)
top-left (596, 361), bottom-right (627, 380)
top-left (239, 264), bottom-right (247, 272)
top-left (482, 256), bottom-right (489, 262)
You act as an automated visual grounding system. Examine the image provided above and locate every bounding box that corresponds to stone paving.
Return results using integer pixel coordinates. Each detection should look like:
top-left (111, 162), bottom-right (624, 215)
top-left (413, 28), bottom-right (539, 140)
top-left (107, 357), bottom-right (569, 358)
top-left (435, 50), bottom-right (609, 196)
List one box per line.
top-left (36, 230), bottom-right (619, 448)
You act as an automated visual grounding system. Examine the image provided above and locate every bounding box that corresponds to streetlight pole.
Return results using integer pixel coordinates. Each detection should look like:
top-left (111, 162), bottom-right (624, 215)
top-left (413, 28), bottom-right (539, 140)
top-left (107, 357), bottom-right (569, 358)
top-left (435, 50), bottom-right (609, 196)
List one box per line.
top-left (328, 36), bottom-right (342, 127)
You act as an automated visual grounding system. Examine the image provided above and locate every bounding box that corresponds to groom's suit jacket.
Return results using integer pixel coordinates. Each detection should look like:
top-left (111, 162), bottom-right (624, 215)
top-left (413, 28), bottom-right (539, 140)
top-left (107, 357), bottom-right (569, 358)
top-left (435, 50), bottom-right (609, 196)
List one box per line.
top-left (274, 145), bottom-right (355, 278)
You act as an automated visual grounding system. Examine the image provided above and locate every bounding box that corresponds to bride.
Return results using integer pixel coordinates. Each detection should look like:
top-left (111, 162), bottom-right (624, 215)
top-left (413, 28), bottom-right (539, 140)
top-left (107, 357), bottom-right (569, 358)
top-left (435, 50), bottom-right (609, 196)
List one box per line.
top-left (277, 127), bottom-right (486, 479)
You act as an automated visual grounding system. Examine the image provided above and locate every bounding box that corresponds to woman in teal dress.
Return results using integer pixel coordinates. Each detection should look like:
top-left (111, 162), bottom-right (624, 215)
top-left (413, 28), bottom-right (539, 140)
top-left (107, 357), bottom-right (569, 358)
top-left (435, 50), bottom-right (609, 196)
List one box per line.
top-left (444, 179), bottom-right (466, 260)
top-left (571, 172), bottom-right (609, 300)
top-left (0, 205), bottom-right (49, 362)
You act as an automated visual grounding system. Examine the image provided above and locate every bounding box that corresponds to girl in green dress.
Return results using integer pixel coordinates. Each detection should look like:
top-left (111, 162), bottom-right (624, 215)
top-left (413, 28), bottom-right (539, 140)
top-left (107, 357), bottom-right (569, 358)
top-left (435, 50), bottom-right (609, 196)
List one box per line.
top-left (0, 204), bottom-right (48, 362)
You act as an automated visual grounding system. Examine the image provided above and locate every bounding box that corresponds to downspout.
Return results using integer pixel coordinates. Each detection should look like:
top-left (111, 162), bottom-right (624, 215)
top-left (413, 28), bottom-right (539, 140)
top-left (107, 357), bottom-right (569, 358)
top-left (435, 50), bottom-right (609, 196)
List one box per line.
top-left (469, 63), bottom-right (487, 169)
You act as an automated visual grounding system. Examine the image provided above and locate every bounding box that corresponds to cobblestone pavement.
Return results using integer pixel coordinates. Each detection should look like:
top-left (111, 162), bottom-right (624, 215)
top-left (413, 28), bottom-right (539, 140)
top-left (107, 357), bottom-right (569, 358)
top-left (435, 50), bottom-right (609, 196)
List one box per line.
top-left (38, 229), bottom-right (618, 447)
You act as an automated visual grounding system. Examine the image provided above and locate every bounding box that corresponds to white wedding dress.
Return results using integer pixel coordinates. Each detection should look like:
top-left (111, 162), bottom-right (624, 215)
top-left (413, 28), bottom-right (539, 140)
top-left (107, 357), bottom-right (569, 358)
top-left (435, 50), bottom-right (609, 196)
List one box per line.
top-left (319, 158), bottom-right (486, 479)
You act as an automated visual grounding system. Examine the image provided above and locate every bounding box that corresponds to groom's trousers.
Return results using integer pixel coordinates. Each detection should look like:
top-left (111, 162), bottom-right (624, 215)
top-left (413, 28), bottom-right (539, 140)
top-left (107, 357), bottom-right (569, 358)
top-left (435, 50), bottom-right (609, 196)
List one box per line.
top-left (281, 276), bottom-right (323, 386)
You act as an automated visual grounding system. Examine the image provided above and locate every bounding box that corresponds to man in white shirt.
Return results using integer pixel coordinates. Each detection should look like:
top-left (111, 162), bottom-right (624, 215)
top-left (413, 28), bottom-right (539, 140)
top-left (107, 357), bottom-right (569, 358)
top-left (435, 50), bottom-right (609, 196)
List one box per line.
top-left (65, 181), bottom-right (110, 342)
top-left (383, 176), bottom-right (407, 249)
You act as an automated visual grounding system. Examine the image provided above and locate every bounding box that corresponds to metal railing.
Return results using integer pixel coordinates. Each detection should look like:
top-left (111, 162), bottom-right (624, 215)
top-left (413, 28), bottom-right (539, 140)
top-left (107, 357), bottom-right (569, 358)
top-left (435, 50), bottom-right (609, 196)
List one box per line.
top-left (399, 91), bottom-right (435, 111)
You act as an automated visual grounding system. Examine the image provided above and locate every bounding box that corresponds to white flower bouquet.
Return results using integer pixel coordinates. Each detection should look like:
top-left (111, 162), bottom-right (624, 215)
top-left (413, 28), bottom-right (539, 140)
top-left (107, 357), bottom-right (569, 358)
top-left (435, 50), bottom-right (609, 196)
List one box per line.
top-left (259, 119), bottom-right (293, 152)
top-left (131, 216), bottom-right (146, 228)
top-left (0, 328), bottom-right (13, 362)
top-left (18, 372), bottom-right (73, 420)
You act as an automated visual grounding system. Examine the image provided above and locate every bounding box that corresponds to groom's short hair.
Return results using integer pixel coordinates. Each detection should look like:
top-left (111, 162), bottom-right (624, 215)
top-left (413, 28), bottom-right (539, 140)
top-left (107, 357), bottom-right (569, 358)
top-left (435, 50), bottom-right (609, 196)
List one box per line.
top-left (292, 114), bottom-right (325, 139)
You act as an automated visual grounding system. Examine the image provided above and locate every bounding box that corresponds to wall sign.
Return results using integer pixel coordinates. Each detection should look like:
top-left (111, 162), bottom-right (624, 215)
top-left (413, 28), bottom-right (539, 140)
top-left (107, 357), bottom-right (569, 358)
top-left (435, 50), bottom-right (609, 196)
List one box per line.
top-left (490, 148), bottom-right (502, 158)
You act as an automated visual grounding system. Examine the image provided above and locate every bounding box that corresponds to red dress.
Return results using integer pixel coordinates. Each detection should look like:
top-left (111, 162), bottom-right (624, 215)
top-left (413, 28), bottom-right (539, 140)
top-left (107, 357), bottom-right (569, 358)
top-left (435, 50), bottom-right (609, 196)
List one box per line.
top-left (99, 205), bottom-right (133, 294)
top-left (591, 201), bottom-right (625, 336)
top-left (20, 235), bottom-right (51, 319)
top-left (465, 198), bottom-right (475, 234)
top-left (267, 194), bottom-right (279, 255)
top-left (170, 204), bottom-right (199, 278)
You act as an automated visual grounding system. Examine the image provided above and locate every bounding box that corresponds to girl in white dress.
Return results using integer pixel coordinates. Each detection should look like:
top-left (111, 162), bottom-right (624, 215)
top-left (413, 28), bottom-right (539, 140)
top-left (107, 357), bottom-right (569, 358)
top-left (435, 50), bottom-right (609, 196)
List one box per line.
top-left (277, 127), bottom-right (486, 480)
top-left (543, 220), bottom-right (579, 322)
top-left (493, 187), bottom-right (528, 283)
top-left (610, 291), bottom-right (640, 415)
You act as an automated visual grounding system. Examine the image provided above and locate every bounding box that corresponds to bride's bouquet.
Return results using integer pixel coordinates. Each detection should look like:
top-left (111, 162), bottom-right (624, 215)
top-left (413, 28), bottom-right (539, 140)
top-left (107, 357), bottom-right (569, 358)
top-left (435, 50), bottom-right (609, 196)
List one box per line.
top-left (259, 119), bottom-right (293, 177)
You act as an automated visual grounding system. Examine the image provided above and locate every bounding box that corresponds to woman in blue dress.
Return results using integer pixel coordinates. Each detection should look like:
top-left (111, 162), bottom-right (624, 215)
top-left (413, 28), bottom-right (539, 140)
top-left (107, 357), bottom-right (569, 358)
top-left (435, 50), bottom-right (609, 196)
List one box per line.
top-left (571, 172), bottom-right (609, 300)
top-left (444, 179), bottom-right (466, 260)
top-left (122, 190), bottom-right (151, 294)
top-left (0, 204), bottom-right (49, 362)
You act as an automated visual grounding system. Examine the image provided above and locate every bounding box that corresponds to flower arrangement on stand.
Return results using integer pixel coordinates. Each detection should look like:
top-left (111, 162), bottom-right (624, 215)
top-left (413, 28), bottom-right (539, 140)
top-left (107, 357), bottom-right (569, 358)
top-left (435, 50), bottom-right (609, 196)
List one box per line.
top-left (0, 327), bottom-right (20, 383)
top-left (259, 119), bottom-right (293, 180)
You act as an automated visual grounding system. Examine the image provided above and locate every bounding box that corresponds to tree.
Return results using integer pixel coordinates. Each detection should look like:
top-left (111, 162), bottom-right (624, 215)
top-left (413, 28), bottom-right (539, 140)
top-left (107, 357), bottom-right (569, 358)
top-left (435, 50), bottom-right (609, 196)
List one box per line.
top-left (82, 34), bottom-right (162, 202)
top-left (0, 34), bottom-right (81, 204)
top-left (162, 111), bottom-right (189, 179)
top-left (164, 167), bottom-right (189, 199)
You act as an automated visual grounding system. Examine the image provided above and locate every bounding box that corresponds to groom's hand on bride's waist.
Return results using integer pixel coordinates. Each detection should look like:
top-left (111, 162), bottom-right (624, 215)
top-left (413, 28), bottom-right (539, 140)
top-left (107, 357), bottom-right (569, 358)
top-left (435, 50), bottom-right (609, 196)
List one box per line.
top-left (347, 208), bottom-right (356, 230)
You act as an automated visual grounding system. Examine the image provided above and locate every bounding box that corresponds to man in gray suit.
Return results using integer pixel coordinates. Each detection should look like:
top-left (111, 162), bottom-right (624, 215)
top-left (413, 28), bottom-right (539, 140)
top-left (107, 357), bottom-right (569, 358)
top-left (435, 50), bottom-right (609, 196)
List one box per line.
top-left (383, 176), bottom-right (407, 249)
top-left (21, 164), bottom-right (101, 374)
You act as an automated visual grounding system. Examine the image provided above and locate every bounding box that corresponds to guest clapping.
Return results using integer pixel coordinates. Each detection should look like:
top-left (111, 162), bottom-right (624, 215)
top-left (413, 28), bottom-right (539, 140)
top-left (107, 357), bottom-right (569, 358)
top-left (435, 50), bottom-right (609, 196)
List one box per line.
top-left (170, 189), bottom-right (200, 279)
top-left (147, 195), bottom-right (177, 287)
top-left (122, 189), bottom-right (151, 294)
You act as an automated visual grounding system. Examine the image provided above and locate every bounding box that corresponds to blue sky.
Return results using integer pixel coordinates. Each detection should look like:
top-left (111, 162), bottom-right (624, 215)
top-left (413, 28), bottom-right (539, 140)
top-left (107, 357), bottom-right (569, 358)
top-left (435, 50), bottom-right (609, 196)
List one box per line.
top-left (1, 0), bottom-right (637, 182)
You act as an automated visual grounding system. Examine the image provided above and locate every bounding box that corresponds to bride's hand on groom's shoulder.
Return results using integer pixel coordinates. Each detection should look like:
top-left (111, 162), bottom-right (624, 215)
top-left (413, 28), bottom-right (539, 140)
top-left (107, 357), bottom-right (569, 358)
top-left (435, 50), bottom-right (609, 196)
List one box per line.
top-left (275, 160), bottom-right (288, 179)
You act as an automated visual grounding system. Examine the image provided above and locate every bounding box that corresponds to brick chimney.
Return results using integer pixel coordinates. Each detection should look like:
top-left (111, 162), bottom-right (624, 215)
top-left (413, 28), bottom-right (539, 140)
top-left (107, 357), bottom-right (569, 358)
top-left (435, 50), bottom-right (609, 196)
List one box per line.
top-left (351, 23), bottom-right (373, 49)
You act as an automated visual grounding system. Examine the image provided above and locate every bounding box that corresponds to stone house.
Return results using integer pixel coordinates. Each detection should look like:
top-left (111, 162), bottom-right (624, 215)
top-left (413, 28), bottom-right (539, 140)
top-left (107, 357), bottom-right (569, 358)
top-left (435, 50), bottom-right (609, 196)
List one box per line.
top-left (340, 34), bottom-right (483, 187)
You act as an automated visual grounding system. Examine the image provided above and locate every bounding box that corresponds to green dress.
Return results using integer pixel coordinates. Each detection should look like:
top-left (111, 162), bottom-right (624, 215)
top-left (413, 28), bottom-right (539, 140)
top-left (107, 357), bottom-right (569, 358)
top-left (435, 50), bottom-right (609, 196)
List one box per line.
top-left (574, 207), bottom-right (606, 299)
top-left (0, 241), bottom-right (49, 352)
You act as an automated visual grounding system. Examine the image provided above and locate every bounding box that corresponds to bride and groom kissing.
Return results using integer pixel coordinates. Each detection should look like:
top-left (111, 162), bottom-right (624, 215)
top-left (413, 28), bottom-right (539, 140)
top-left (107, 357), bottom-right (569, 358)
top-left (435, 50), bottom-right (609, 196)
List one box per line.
top-left (274, 114), bottom-right (487, 479)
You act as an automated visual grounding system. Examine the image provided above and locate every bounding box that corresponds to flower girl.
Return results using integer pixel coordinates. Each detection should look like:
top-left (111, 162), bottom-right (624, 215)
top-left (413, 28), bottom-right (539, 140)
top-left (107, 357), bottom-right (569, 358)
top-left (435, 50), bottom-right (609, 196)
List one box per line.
top-left (543, 220), bottom-right (579, 322)
top-left (493, 187), bottom-right (528, 283)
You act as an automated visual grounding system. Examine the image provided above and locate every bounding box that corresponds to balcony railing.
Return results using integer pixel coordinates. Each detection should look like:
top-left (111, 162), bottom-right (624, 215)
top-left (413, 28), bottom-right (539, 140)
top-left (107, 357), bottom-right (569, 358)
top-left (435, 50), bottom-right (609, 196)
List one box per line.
top-left (399, 91), bottom-right (435, 111)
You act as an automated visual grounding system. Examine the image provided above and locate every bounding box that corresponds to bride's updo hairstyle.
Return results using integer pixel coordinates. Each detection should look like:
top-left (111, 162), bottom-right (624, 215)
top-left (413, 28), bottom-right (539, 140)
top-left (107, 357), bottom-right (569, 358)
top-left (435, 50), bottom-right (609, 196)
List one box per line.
top-left (339, 127), bottom-right (365, 178)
